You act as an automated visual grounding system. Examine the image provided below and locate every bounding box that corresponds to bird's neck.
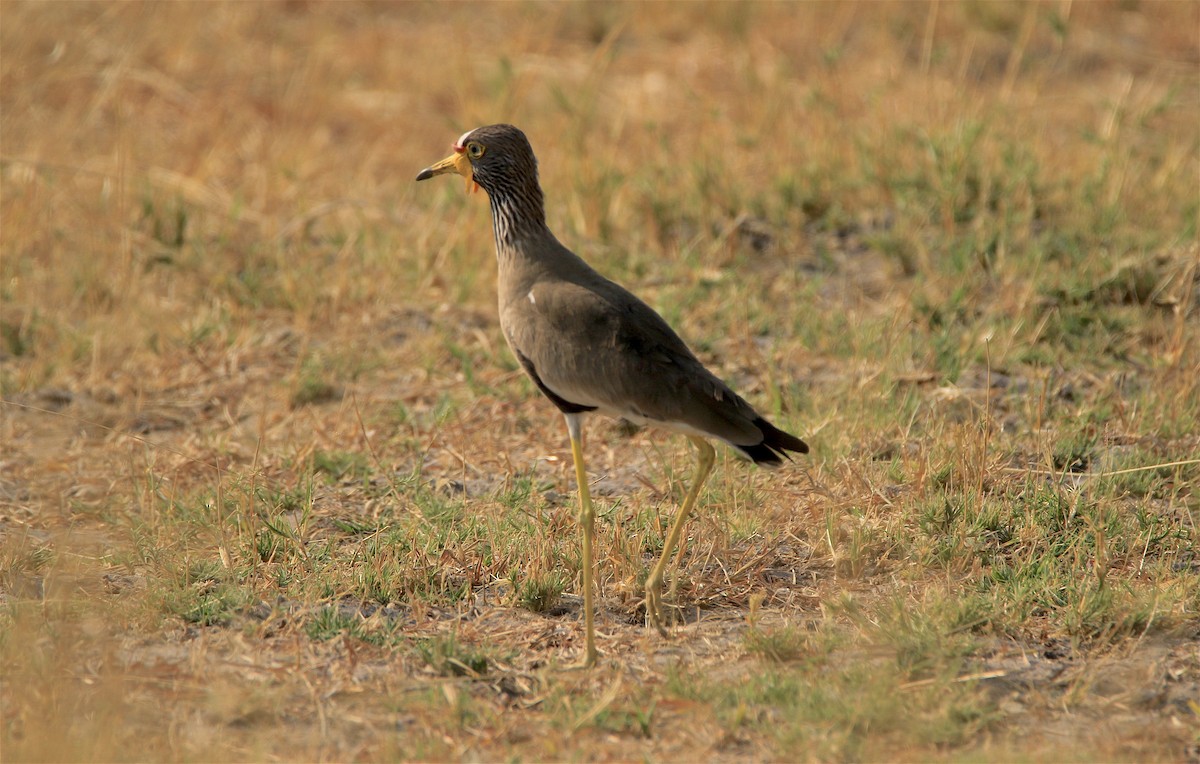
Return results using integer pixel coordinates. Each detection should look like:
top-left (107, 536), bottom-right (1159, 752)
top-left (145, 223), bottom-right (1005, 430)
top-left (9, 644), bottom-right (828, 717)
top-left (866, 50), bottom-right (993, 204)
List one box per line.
top-left (487, 182), bottom-right (551, 262)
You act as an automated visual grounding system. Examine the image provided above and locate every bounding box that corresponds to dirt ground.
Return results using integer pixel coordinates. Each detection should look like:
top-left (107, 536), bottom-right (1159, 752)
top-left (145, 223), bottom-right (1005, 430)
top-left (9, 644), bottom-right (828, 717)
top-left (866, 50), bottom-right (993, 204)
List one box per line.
top-left (3, 1), bottom-right (1199, 761)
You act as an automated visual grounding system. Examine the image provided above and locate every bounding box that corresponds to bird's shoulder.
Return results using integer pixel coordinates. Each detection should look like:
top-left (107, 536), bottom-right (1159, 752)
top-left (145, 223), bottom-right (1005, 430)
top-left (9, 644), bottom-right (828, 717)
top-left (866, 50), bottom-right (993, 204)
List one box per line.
top-left (521, 274), bottom-right (695, 360)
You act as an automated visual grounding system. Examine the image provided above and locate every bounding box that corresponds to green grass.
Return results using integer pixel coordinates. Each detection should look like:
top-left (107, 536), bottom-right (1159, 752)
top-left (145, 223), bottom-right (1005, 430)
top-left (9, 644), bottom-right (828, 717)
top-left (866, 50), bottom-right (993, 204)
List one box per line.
top-left (2, 1), bottom-right (1197, 761)
top-left (415, 632), bottom-right (492, 677)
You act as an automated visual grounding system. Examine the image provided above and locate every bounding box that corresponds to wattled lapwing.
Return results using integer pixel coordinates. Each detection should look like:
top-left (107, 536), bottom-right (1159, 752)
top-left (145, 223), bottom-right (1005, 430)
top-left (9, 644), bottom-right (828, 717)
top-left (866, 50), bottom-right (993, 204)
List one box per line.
top-left (418, 124), bottom-right (807, 666)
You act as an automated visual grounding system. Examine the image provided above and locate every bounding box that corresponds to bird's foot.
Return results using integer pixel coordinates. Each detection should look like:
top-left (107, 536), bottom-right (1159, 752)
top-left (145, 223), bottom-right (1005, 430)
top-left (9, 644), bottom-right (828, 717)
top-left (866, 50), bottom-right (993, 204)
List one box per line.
top-left (644, 574), bottom-right (671, 638)
top-left (563, 648), bottom-right (599, 671)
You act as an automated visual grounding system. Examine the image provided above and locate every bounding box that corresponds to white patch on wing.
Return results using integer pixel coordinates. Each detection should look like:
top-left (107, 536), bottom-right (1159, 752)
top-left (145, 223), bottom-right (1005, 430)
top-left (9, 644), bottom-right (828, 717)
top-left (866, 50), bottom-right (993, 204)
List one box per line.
top-left (527, 290), bottom-right (536, 305)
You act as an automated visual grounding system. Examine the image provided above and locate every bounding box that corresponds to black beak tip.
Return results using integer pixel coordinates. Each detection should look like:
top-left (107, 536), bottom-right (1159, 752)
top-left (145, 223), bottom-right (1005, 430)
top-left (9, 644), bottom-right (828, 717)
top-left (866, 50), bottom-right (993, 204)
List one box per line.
top-left (415, 168), bottom-right (434, 182)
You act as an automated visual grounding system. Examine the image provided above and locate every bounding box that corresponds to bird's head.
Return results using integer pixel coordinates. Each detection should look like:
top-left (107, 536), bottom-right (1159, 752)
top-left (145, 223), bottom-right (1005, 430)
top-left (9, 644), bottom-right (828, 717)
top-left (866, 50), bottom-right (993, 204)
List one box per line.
top-left (416, 124), bottom-right (538, 197)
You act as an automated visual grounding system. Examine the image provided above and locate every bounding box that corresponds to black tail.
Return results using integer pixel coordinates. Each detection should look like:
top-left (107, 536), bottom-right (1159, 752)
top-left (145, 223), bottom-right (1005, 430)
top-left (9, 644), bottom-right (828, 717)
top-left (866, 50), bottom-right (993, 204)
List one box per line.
top-left (737, 417), bottom-right (809, 467)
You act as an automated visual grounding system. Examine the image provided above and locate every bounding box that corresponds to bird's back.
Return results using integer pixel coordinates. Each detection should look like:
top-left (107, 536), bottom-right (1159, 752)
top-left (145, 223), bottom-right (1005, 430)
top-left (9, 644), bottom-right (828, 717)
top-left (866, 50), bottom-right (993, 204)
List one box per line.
top-left (419, 122), bottom-right (807, 465)
top-left (499, 236), bottom-right (805, 463)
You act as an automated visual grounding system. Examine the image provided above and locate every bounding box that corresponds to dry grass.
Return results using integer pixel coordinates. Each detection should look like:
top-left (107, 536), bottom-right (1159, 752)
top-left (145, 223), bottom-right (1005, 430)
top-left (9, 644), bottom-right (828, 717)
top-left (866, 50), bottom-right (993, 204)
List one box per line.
top-left (2, 1), bottom-right (1198, 761)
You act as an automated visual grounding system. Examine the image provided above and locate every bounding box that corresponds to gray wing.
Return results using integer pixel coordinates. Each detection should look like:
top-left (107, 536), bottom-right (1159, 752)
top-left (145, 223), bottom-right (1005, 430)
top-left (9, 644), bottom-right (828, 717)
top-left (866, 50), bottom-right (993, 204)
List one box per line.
top-left (501, 275), bottom-right (764, 447)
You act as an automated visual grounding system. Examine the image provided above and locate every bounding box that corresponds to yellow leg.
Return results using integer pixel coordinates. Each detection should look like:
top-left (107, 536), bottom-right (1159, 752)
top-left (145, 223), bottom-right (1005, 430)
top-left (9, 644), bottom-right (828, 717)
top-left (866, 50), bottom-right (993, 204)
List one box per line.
top-left (645, 436), bottom-right (716, 636)
top-left (564, 413), bottom-right (598, 668)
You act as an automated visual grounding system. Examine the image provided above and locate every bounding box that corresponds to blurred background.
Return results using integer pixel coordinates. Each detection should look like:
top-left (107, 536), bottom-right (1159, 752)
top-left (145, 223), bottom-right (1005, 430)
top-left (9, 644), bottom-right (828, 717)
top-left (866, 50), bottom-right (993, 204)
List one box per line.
top-left (4, 2), bottom-right (1196, 387)
top-left (2, 3), bottom-right (1198, 761)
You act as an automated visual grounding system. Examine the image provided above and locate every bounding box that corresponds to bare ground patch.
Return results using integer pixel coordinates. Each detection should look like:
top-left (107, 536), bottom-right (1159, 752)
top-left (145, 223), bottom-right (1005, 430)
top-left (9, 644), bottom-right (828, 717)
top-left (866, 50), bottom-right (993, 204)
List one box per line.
top-left (3, 2), bottom-right (1199, 760)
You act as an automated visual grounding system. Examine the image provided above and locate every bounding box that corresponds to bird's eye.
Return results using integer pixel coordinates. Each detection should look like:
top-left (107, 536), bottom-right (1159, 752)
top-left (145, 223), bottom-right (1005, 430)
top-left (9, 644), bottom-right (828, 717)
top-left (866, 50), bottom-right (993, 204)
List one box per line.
top-left (467, 142), bottom-right (485, 159)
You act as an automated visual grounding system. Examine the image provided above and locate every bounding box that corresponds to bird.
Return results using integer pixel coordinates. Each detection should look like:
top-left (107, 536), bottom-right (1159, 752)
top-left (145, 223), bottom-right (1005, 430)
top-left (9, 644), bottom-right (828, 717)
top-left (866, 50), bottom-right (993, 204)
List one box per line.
top-left (417, 124), bottom-right (808, 667)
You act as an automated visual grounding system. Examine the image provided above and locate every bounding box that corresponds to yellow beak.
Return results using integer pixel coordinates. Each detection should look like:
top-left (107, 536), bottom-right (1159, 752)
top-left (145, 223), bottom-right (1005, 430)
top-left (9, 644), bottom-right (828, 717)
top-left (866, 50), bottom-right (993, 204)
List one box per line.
top-left (416, 150), bottom-right (478, 193)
